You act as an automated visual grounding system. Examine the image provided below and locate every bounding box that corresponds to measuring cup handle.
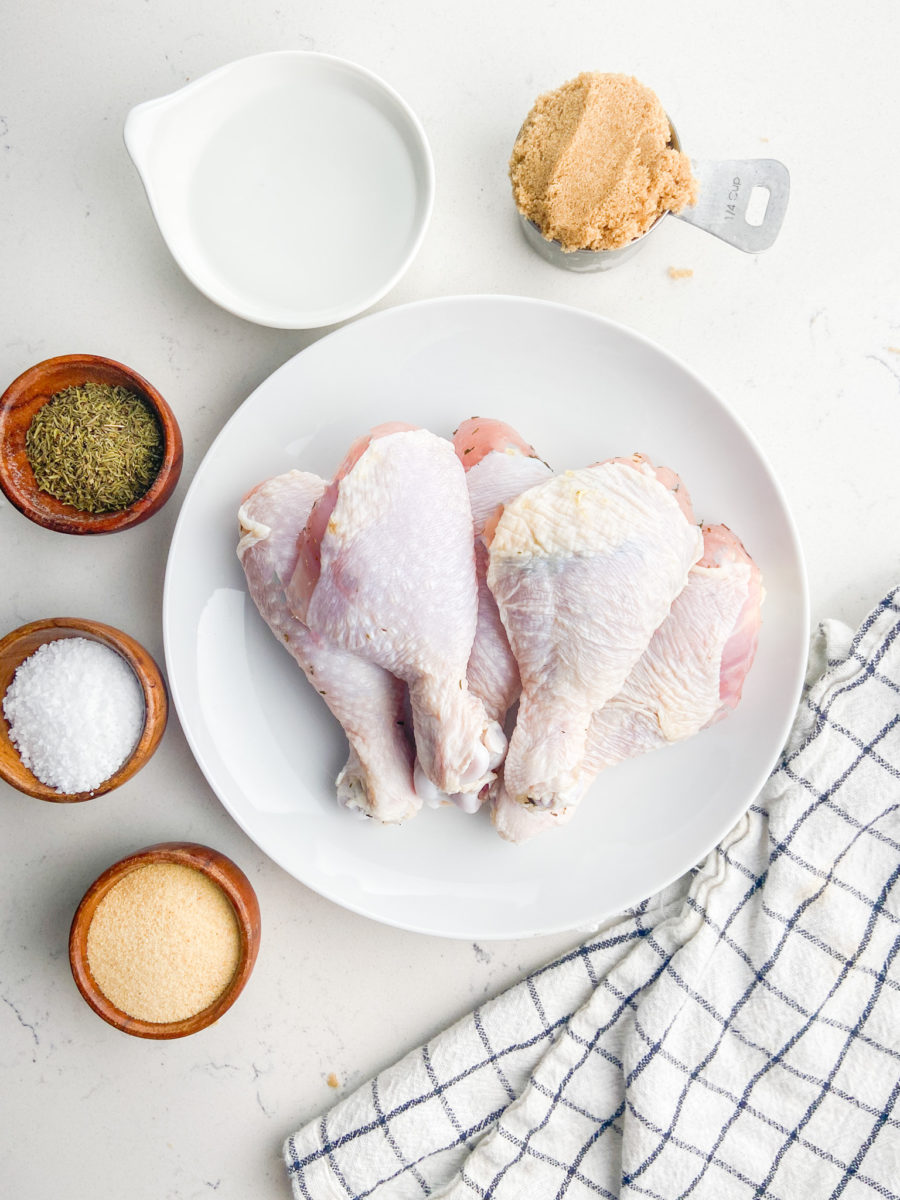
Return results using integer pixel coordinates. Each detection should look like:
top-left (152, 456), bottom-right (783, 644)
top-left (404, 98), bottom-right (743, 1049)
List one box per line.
top-left (673, 158), bottom-right (790, 252)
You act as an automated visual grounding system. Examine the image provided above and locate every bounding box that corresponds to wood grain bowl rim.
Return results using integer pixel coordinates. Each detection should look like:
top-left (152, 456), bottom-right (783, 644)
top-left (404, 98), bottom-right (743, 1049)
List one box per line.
top-left (0, 617), bottom-right (168, 802)
top-left (68, 842), bottom-right (261, 1039)
top-left (0, 353), bottom-right (183, 534)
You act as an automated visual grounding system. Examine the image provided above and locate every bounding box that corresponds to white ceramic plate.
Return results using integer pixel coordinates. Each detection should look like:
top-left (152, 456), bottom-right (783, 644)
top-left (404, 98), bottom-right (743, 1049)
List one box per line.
top-left (125, 52), bottom-right (434, 329)
top-left (164, 296), bottom-right (808, 940)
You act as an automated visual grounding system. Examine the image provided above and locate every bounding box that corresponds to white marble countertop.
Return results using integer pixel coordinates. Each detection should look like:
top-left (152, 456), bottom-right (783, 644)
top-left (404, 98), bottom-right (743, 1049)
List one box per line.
top-left (3, 3), bottom-right (900, 1196)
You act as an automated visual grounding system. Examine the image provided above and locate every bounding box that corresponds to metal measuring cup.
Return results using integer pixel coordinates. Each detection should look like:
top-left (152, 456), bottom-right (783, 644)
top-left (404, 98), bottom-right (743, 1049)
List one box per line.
top-left (517, 122), bottom-right (790, 272)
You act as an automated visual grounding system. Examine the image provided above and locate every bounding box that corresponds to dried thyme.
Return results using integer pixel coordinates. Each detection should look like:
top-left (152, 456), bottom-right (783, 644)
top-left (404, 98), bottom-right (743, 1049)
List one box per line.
top-left (25, 382), bottom-right (164, 513)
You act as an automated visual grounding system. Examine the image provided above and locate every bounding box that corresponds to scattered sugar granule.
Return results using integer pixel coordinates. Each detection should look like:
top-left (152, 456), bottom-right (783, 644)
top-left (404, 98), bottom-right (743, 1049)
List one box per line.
top-left (2, 636), bottom-right (144, 793)
top-left (668, 266), bottom-right (694, 280)
top-left (86, 862), bottom-right (241, 1023)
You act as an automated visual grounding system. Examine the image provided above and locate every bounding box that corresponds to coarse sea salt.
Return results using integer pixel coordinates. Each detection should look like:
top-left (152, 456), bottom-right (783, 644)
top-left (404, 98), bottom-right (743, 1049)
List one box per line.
top-left (2, 637), bottom-right (144, 794)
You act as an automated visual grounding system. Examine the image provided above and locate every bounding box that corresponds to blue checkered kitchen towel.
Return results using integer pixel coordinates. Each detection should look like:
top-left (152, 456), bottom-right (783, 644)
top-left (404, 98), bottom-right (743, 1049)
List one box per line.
top-left (284, 591), bottom-right (900, 1199)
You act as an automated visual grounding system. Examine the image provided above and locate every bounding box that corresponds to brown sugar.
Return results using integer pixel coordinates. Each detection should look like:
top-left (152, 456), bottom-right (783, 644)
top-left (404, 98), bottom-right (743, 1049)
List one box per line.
top-left (510, 73), bottom-right (699, 252)
top-left (86, 862), bottom-right (241, 1023)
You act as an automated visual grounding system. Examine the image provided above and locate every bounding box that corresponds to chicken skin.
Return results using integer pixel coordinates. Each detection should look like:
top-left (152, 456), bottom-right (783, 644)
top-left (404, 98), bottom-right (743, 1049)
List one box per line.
top-left (238, 470), bottom-right (420, 822)
top-left (285, 427), bottom-right (504, 798)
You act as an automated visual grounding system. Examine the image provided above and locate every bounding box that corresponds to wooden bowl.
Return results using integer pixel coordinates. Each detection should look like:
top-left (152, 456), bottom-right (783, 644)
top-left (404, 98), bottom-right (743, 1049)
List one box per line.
top-left (0, 353), bottom-right (183, 534)
top-left (69, 842), bottom-right (261, 1039)
top-left (0, 617), bottom-right (168, 802)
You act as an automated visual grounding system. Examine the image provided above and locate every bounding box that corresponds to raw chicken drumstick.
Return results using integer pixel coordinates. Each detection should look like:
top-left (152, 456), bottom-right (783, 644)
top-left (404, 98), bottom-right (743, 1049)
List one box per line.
top-left (409, 417), bottom-right (554, 814)
top-left (453, 417), bottom-right (553, 727)
top-left (486, 457), bottom-right (704, 813)
top-left (238, 470), bottom-right (420, 823)
top-left (584, 523), bottom-right (763, 768)
top-left (492, 521), bottom-right (763, 842)
top-left (489, 450), bottom-right (698, 840)
top-left (286, 426), bottom-right (505, 798)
